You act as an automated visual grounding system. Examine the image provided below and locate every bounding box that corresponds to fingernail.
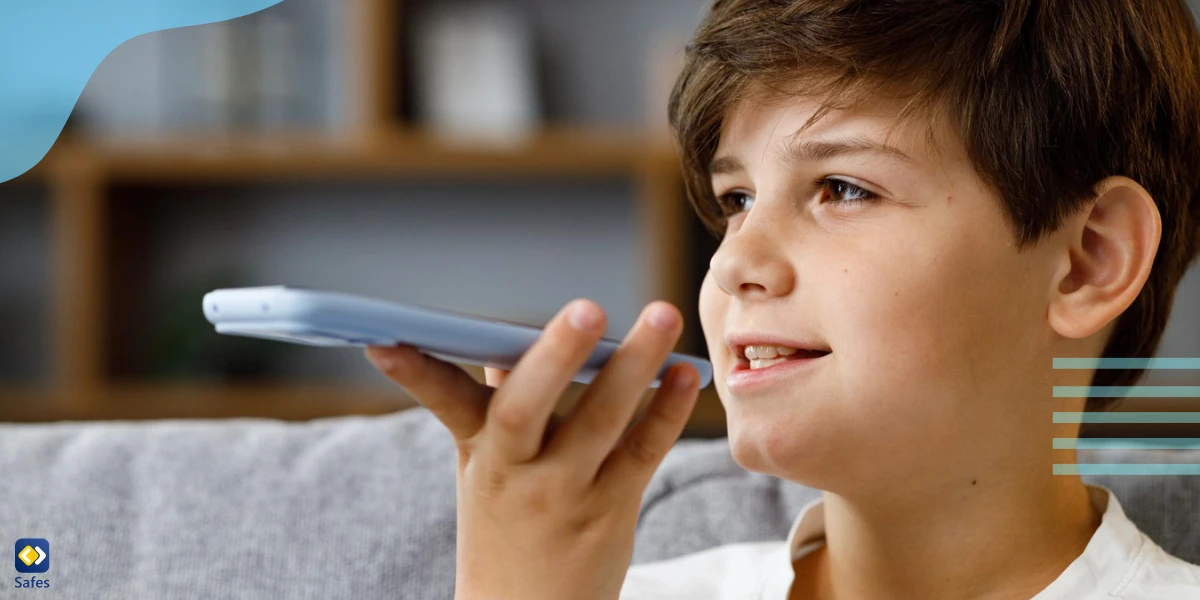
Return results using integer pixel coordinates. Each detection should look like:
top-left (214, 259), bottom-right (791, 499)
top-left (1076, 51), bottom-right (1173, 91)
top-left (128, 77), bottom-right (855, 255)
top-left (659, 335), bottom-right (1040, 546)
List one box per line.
top-left (648, 304), bottom-right (678, 330)
top-left (569, 301), bottom-right (602, 330)
top-left (674, 368), bottom-right (695, 391)
top-left (375, 355), bottom-right (397, 373)
top-left (367, 349), bottom-right (397, 373)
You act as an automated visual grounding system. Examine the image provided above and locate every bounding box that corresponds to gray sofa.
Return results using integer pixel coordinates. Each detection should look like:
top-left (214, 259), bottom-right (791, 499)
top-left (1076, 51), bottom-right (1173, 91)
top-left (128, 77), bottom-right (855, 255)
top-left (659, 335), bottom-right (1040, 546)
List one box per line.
top-left (2, 407), bottom-right (1198, 599)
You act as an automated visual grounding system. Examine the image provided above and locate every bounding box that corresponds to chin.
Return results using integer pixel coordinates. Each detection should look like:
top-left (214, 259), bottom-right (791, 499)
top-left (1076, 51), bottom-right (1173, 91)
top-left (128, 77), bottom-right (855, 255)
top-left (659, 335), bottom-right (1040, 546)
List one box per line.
top-left (724, 411), bottom-right (836, 486)
top-left (724, 412), bottom-right (801, 472)
top-left (727, 426), bottom-right (773, 474)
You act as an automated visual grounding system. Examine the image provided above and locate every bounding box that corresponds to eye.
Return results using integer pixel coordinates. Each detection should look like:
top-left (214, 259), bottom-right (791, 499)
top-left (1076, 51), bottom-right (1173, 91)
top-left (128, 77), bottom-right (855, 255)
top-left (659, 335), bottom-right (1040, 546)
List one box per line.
top-left (715, 190), bottom-right (754, 216)
top-left (817, 177), bottom-right (879, 205)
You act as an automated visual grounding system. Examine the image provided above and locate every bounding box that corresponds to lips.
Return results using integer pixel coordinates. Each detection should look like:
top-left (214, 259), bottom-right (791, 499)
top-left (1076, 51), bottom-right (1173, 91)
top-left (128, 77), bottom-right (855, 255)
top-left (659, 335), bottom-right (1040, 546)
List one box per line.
top-left (725, 348), bottom-right (829, 394)
top-left (722, 332), bottom-right (832, 394)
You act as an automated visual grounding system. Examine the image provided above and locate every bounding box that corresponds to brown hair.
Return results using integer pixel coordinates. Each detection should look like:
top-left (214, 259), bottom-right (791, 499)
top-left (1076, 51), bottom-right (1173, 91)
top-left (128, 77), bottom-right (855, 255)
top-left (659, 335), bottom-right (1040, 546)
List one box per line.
top-left (669, 0), bottom-right (1200, 412)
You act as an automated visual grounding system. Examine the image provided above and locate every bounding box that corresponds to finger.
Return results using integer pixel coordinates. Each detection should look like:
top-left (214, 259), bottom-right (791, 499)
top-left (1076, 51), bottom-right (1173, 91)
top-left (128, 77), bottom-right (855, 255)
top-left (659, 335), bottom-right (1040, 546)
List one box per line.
top-left (544, 301), bottom-right (683, 473)
top-left (595, 363), bottom-right (699, 493)
top-left (483, 366), bottom-right (510, 388)
top-left (366, 344), bottom-right (491, 441)
top-left (485, 298), bottom-right (607, 465)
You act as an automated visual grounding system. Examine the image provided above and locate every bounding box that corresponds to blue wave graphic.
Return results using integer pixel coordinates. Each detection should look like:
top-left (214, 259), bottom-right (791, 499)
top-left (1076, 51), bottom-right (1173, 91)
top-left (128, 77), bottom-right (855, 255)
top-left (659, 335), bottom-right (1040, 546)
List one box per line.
top-left (0, 0), bottom-right (285, 183)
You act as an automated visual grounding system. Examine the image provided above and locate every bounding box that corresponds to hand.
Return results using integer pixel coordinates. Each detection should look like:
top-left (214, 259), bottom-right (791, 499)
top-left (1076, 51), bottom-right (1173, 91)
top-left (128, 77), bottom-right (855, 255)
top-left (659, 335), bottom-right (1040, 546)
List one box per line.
top-left (365, 299), bottom-right (701, 600)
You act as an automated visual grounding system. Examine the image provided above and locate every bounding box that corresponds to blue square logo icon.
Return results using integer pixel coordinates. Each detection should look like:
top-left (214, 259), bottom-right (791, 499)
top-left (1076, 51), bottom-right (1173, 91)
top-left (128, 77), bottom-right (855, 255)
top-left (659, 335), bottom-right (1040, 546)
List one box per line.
top-left (14, 539), bottom-right (49, 574)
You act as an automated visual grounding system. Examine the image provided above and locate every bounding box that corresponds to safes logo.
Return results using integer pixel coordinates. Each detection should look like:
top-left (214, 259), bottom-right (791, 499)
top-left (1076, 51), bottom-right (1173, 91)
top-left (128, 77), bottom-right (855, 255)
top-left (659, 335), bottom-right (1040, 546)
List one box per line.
top-left (13, 538), bottom-right (50, 590)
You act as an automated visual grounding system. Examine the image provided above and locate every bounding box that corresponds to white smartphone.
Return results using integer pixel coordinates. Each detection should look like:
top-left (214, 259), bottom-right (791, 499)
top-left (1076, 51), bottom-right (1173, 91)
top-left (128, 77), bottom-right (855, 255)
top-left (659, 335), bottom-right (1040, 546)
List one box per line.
top-left (202, 286), bottom-right (712, 389)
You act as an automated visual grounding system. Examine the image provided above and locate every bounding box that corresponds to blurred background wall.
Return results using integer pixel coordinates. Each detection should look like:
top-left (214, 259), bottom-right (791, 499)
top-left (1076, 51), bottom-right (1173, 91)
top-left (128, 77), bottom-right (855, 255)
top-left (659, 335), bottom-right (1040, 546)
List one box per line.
top-left (0, 0), bottom-right (1198, 439)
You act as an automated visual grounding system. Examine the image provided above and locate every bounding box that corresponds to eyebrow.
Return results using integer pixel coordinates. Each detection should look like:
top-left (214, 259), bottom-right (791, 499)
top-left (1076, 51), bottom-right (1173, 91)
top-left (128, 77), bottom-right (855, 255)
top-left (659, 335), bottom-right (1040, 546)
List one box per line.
top-left (709, 134), bottom-right (917, 176)
top-left (709, 155), bottom-right (745, 175)
top-left (783, 134), bottom-right (917, 166)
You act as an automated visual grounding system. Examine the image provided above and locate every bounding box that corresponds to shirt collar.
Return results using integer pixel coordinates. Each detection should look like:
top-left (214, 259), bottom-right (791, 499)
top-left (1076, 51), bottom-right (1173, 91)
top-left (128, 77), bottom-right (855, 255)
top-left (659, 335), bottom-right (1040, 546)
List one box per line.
top-left (759, 494), bottom-right (825, 597)
top-left (1031, 483), bottom-right (1147, 597)
top-left (762, 483), bottom-right (1145, 598)
top-left (785, 494), bottom-right (827, 560)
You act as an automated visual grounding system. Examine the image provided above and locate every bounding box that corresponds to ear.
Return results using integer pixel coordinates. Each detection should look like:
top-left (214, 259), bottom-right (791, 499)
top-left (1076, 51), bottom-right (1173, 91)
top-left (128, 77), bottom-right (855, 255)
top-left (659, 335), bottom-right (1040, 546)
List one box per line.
top-left (1048, 176), bottom-right (1162, 340)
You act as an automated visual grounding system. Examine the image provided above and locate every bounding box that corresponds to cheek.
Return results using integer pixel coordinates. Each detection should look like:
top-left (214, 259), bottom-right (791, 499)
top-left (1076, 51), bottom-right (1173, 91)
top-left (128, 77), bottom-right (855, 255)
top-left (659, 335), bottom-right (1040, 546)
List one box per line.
top-left (833, 221), bottom-right (1030, 407)
top-left (822, 225), bottom-right (953, 387)
top-left (845, 258), bottom-right (956, 375)
top-left (698, 271), bottom-right (725, 348)
top-left (698, 271), bottom-right (737, 402)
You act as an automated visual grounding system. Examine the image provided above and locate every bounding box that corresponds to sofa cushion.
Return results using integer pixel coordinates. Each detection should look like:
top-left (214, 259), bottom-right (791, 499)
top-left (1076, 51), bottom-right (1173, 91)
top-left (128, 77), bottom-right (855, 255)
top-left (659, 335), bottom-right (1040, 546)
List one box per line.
top-left (1, 406), bottom-right (1196, 599)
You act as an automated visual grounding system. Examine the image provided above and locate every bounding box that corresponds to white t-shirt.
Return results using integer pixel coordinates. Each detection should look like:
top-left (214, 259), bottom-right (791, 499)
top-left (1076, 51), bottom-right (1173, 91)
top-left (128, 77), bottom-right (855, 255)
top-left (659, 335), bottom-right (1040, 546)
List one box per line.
top-left (620, 483), bottom-right (1200, 599)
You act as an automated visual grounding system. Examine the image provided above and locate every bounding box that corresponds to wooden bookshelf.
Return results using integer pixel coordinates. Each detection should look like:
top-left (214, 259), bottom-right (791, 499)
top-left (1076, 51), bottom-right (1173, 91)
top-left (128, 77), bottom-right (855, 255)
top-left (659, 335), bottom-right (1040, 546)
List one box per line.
top-left (0, 129), bottom-right (719, 426)
top-left (0, 0), bottom-right (729, 434)
top-left (55, 128), bottom-right (673, 181)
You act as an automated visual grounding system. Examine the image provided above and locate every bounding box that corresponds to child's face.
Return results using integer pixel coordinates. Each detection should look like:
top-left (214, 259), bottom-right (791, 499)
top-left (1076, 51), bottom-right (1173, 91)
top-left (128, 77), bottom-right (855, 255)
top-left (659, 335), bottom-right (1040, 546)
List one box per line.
top-left (698, 90), bottom-right (1072, 490)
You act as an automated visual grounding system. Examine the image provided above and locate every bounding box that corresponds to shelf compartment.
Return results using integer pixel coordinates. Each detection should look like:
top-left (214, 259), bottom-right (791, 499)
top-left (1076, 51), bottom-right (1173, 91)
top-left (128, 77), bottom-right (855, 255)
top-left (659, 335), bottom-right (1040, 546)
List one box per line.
top-left (0, 183), bottom-right (53, 386)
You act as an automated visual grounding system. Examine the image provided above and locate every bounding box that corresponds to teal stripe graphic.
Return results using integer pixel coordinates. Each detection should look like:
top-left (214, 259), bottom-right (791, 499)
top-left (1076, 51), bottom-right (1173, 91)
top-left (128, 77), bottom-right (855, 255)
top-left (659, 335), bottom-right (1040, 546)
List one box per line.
top-left (1052, 357), bottom-right (1199, 474)
top-left (1054, 464), bottom-right (1200, 475)
top-left (1053, 386), bottom-right (1200, 398)
top-left (1053, 412), bottom-right (1200, 423)
top-left (1054, 358), bottom-right (1200, 369)
top-left (1054, 438), bottom-right (1200, 449)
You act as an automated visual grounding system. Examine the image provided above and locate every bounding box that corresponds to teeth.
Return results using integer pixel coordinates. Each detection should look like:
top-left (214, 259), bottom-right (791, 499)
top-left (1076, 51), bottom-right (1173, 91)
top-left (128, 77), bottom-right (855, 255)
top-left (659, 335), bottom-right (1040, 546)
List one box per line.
top-left (743, 344), bottom-right (800, 360)
top-left (749, 357), bottom-right (790, 370)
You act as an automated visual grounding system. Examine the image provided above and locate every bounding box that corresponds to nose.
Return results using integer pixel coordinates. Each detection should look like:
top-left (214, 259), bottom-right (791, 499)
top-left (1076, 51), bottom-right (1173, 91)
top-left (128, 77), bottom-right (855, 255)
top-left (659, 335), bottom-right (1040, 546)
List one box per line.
top-left (707, 201), bottom-right (796, 300)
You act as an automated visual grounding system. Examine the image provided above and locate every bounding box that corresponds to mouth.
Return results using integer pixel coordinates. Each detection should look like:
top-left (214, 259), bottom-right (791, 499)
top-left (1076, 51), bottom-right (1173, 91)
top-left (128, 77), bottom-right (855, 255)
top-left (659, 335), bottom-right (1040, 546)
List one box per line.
top-left (725, 347), bottom-right (831, 394)
top-left (732, 346), bottom-right (831, 372)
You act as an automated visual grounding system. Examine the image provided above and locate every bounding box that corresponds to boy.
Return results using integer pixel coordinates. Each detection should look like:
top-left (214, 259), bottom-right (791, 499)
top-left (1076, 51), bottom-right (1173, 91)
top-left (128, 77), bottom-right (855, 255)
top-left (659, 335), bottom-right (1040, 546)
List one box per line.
top-left (366, 0), bottom-right (1200, 598)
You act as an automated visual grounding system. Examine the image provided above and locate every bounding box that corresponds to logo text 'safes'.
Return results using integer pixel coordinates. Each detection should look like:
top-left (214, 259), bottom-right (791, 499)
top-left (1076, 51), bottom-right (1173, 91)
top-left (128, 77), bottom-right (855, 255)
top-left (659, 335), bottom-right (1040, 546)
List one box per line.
top-left (14, 538), bottom-right (50, 590)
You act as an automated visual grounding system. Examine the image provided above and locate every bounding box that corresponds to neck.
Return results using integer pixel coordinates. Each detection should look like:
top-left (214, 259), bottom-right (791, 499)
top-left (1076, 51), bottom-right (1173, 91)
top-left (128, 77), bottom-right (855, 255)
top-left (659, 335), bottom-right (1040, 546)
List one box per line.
top-left (811, 467), bottom-right (1102, 600)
